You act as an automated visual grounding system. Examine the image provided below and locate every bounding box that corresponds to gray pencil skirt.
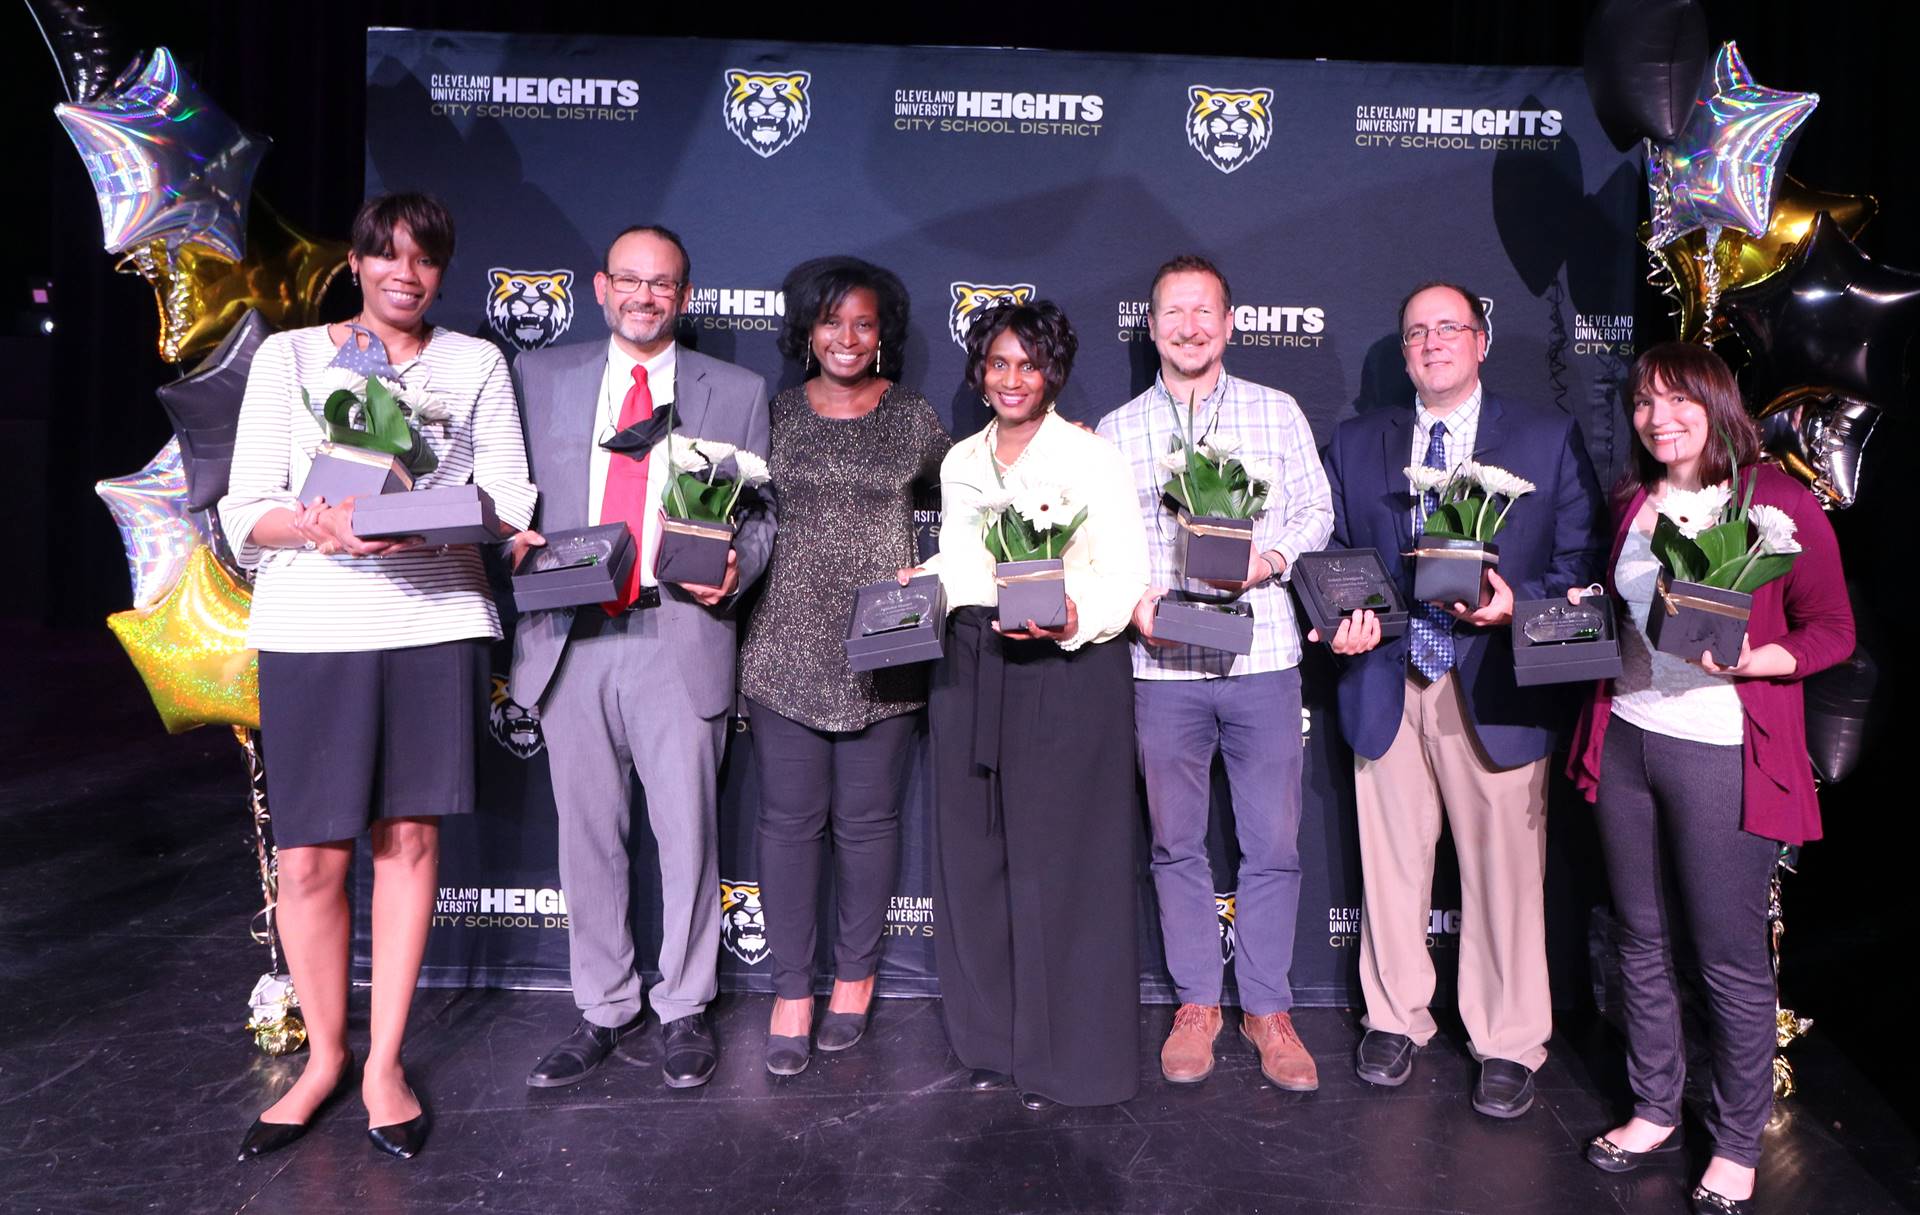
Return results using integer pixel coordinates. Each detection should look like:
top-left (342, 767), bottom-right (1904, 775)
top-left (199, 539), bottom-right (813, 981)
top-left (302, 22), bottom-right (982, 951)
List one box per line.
top-left (257, 639), bottom-right (489, 848)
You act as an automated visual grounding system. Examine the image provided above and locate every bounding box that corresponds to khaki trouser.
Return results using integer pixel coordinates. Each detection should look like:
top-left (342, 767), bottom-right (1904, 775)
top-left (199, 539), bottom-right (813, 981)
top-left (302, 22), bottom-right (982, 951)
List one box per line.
top-left (1354, 672), bottom-right (1551, 1070)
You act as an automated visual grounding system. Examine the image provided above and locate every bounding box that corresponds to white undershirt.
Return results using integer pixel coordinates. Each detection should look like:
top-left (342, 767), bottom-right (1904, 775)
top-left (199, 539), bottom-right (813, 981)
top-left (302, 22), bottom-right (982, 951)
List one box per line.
top-left (587, 339), bottom-right (676, 586)
top-left (1610, 524), bottom-right (1745, 746)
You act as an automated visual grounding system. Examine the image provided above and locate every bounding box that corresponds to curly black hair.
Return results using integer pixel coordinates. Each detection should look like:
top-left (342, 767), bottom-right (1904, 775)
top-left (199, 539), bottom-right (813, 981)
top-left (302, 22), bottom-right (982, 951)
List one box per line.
top-left (963, 299), bottom-right (1077, 406)
top-left (776, 256), bottom-right (911, 381)
top-left (350, 192), bottom-right (456, 265)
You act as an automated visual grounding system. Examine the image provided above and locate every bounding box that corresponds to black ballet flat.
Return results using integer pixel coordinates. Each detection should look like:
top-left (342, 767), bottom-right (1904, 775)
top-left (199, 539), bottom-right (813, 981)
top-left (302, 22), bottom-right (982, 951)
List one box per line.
top-left (368, 1092), bottom-right (430, 1160)
top-left (236, 1053), bottom-right (356, 1163)
top-left (816, 1009), bottom-right (868, 1053)
top-left (1689, 1183), bottom-right (1755, 1215)
top-left (1585, 1127), bottom-right (1685, 1173)
top-left (1019, 1091), bottom-right (1053, 1111)
top-left (968, 1068), bottom-right (1012, 1090)
top-left (766, 1033), bottom-right (811, 1076)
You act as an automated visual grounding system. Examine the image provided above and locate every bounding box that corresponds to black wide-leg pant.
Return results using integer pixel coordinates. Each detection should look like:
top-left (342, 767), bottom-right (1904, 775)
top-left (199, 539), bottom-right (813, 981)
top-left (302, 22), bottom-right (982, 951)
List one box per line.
top-left (928, 607), bottom-right (1141, 1107)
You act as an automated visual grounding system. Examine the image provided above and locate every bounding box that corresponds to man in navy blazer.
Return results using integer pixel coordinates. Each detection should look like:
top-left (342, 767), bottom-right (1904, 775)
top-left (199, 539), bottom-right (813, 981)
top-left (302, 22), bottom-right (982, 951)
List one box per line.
top-left (1320, 281), bottom-right (1601, 1118)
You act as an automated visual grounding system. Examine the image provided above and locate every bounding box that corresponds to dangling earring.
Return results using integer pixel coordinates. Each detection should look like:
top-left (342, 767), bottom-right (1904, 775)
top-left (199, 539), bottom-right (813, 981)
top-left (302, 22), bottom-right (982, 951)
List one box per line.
top-left (805, 346), bottom-right (814, 373)
top-left (351, 271), bottom-right (360, 288)
top-left (873, 337), bottom-right (883, 376)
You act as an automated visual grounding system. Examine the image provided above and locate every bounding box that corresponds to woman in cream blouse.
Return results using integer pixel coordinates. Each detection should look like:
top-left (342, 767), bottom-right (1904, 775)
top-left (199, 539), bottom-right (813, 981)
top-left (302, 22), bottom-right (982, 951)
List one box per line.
top-left (916, 299), bottom-right (1148, 1109)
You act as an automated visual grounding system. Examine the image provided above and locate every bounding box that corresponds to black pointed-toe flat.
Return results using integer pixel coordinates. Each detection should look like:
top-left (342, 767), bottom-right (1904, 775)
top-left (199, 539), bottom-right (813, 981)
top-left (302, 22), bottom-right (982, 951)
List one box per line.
top-left (236, 1054), bottom-right (356, 1163)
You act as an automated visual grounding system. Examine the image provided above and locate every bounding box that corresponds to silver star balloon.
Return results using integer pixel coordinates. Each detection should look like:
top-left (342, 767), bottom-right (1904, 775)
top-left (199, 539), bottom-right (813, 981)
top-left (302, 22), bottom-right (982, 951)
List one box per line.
top-left (53, 46), bottom-right (270, 259)
top-left (1646, 41), bottom-right (1818, 248)
top-left (96, 436), bottom-right (208, 608)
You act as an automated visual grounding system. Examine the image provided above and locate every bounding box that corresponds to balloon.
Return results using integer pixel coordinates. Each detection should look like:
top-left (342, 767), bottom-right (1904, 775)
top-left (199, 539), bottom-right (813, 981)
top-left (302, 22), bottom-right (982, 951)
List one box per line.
top-left (94, 437), bottom-right (205, 609)
top-left (23, 0), bottom-right (134, 103)
top-left (117, 197), bottom-right (347, 363)
top-left (1642, 176), bottom-right (1879, 342)
top-left (52, 46), bottom-right (270, 259)
top-left (157, 309), bottom-right (275, 509)
top-left (1646, 42), bottom-right (1819, 248)
top-left (106, 545), bottom-right (258, 734)
top-left (1803, 640), bottom-right (1878, 783)
top-left (1720, 211), bottom-right (1920, 409)
top-left (1581, 0), bottom-right (1711, 151)
top-left (1759, 388), bottom-right (1880, 510)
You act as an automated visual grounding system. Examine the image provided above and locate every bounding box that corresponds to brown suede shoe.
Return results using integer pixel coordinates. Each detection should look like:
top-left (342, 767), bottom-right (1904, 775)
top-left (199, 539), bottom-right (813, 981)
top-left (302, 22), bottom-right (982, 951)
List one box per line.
top-left (1160, 1004), bottom-right (1223, 1083)
top-left (1241, 1011), bottom-right (1319, 1091)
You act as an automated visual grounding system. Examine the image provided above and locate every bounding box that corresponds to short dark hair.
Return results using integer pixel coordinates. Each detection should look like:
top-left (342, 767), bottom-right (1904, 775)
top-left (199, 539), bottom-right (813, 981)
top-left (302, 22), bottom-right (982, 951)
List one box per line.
top-left (964, 300), bottom-right (1078, 406)
top-left (1618, 341), bottom-right (1762, 499)
top-left (350, 192), bottom-right (456, 265)
top-left (1397, 280), bottom-right (1487, 336)
top-left (604, 224), bottom-right (692, 286)
top-left (776, 256), bottom-right (911, 380)
top-left (1149, 254), bottom-right (1232, 310)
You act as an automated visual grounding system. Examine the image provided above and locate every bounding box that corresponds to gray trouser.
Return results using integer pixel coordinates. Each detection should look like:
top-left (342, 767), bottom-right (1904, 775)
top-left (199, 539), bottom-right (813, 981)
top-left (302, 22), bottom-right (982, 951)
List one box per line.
top-left (1595, 717), bottom-right (1779, 1167)
top-left (542, 611), bottom-right (725, 1027)
top-left (1135, 669), bottom-right (1305, 1014)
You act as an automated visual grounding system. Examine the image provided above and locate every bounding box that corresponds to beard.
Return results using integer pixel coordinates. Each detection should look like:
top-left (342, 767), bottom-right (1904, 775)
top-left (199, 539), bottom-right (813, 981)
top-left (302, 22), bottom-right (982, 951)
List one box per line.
top-left (606, 299), bottom-right (675, 347)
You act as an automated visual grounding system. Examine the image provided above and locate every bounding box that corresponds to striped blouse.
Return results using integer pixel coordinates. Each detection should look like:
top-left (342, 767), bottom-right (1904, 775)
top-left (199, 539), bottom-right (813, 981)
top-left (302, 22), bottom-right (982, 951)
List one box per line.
top-left (219, 325), bottom-right (538, 652)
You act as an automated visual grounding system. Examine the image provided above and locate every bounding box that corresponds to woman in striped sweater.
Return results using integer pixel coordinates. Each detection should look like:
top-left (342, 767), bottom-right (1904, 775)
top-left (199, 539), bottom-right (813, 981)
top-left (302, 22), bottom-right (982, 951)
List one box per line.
top-left (220, 193), bottom-right (537, 1162)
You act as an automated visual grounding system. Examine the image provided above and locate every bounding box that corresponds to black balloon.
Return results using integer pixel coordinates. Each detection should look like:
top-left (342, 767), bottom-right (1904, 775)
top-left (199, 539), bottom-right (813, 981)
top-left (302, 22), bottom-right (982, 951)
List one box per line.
top-left (23, 0), bottom-right (133, 103)
top-left (1721, 212), bottom-right (1920, 412)
top-left (1804, 641), bottom-right (1878, 784)
top-left (1581, 0), bottom-right (1711, 151)
top-left (156, 309), bottom-right (275, 511)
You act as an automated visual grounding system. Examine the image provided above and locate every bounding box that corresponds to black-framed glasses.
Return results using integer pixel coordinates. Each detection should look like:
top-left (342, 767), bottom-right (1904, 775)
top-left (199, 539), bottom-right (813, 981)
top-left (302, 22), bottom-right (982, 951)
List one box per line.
top-left (1401, 320), bottom-right (1478, 346)
top-left (605, 273), bottom-right (682, 296)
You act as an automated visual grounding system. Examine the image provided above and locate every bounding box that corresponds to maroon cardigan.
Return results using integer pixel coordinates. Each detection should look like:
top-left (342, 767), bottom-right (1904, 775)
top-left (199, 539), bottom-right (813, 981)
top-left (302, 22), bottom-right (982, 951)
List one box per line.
top-left (1567, 464), bottom-right (1854, 845)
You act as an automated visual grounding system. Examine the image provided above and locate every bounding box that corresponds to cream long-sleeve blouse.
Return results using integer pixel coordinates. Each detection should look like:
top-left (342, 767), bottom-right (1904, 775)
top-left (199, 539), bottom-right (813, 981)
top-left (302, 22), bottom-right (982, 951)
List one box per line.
top-left (928, 410), bottom-right (1148, 651)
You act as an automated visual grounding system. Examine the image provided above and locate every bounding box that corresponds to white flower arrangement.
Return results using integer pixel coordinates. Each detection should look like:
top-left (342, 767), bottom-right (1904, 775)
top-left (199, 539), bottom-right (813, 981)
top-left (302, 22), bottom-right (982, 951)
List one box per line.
top-left (1403, 464), bottom-right (1453, 495)
top-left (1409, 459), bottom-right (1534, 542)
top-left (1745, 503), bottom-right (1802, 556)
top-left (1656, 483), bottom-right (1735, 540)
top-left (1647, 438), bottom-right (1803, 595)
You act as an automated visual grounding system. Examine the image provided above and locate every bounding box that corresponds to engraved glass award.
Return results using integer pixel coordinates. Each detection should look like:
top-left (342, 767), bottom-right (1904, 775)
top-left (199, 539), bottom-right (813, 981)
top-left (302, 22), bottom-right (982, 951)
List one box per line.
top-left (1522, 601), bottom-right (1607, 645)
top-left (858, 585), bottom-right (938, 636)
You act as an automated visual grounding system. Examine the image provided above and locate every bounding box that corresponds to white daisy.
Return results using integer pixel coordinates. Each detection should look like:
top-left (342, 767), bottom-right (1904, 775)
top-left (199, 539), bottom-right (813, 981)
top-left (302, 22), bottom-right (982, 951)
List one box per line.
top-left (1157, 448), bottom-right (1192, 475)
top-left (692, 437), bottom-right (739, 464)
top-left (664, 434), bottom-right (709, 474)
top-left (1471, 463), bottom-right (1536, 501)
top-left (1011, 484), bottom-right (1072, 532)
top-left (1200, 433), bottom-right (1243, 460)
top-left (1405, 465), bottom-right (1452, 494)
top-left (1746, 503), bottom-right (1802, 555)
top-left (728, 449), bottom-right (772, 488)
top-left (1656, 483), bottom-right (1734, 539)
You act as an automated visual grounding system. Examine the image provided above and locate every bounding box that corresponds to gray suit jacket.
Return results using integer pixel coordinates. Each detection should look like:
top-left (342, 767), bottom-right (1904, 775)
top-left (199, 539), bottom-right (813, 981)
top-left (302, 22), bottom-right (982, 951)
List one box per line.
top-left (508, 339), bottom-right (774, 717)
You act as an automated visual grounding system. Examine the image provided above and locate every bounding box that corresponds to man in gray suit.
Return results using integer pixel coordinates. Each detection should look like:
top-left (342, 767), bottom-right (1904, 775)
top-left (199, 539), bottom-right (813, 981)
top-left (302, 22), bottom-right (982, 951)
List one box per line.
top-left (511, 225), bottom-right (773, 1089)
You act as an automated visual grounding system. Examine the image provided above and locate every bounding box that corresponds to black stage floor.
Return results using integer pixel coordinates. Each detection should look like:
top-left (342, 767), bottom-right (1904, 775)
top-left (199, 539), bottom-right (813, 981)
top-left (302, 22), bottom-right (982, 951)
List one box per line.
top-left (3, 628), bottom-right (1916, 1214)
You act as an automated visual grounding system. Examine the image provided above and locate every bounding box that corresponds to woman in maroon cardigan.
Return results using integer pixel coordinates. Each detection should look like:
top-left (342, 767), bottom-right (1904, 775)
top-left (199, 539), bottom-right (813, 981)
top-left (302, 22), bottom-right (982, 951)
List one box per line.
top-left (1566, 342), bottom-right (1852, 1215)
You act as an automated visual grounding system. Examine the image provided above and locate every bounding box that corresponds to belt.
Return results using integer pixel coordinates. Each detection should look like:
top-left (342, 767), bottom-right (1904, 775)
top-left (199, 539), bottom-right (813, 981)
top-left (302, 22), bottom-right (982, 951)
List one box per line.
top-left (623, 585), bottom-right (662, 612)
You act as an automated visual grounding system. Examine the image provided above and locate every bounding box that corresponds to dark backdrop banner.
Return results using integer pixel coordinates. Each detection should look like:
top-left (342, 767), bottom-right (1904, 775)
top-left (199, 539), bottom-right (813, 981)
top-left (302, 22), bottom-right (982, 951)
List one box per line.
top-left (351, 30), bottom-right (1640, 1006)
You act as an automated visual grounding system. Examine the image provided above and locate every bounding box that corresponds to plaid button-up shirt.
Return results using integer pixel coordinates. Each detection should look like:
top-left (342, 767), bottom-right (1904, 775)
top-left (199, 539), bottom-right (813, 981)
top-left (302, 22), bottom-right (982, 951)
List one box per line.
top-left (1096, 370), bottom-right (1334, 679)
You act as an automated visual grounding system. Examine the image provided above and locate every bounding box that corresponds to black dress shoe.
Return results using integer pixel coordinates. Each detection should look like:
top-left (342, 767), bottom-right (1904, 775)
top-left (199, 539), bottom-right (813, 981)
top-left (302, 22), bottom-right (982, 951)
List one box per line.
top-left (766, 1034), bottom-right (810, 1076)
top-left (1585, 1127), bottom-right (1685, 1173)
top-left (816, 1008), bottom-right (869, 1053)
top-left (368, 1099), bottom-right (430, 1161)
top-left (527, 1014), bottom-right (643, 1088)
top-left (1019, 1091), bottom-right (1053, 1111)
top-left (1472, 1058), bottom-right (1536, 1118)
top-left (661, 1011), bottom-right (717, 1088)
top-left (968, 1068), bottom-right (1012, 1090)
top-left (1689, 1183), bottom-right (1755, 1214)
top-left (1354, 1030), bottom-right (1415, 1087)
top-left (236, 1053), bottom-right (356, 1162)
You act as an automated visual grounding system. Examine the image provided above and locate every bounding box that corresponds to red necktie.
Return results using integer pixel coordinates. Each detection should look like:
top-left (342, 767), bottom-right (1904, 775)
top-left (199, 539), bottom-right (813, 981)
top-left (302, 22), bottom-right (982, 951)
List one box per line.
top-left (600, 364), bottom-right (652, 614)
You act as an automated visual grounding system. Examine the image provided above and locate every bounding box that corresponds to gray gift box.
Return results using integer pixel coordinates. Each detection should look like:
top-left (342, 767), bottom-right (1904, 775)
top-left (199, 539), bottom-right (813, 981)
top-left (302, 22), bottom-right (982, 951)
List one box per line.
top-left (845, 575), bottom-right (947, 672)
top-left (1412, 537), bottom-right (1498, 607)
top-left (511, 523), bottom-right (636, 612)
top-left (1153, 592), bottom-right (1255, 654)
top-left (1646, 575), bottom-right (1750, 667)
top-left (654, 517), bottom-right (735, 587)
top-left (1511, 596), bottom-right (1624, 686)
top-left (1291, 548), bottom-right (1411, 642)
top-left (351, 484), bottom-right (510, 545)
top-left (995, 558), bottom-right (1067, 631)
top-left (1172, 506), bottom-right (1255, 584)
top-left (297, 442), bottom-right (413, 505)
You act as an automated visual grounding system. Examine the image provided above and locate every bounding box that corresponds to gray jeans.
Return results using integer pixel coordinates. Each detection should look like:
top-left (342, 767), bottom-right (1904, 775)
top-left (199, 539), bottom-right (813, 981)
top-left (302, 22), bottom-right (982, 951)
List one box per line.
top-left (1595, 716), bottom-right (1779, 1167)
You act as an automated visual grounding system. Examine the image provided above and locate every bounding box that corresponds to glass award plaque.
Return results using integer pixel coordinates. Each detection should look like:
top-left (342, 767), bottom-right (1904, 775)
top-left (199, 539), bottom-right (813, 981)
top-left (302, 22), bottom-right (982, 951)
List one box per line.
top-left (527, 531), bottom-right (618, 574)
top-left (1521, 601), bottom-right (1607, 645)
top-left (858, 585), bottom-right (939, 637)
top-left (1308, 556), bottom-right (1393, 613)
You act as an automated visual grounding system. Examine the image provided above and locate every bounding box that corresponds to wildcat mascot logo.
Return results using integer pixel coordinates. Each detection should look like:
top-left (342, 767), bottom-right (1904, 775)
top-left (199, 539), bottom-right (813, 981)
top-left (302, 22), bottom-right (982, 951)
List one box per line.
top-left (1186, 86), bottom-right (1274, 174)
top-left (720, 880), bottom-right (770, 965)
top-left (487, 675), bottom-right (544, 759)
top-left (1216, 892), bottom-right (1238, 964)
top-left (947, 282), bottom-right (1036, 348)
top-left (485, 269), bottom-right (574, 352)
top-left (722, 69), bottom-right (811, 158)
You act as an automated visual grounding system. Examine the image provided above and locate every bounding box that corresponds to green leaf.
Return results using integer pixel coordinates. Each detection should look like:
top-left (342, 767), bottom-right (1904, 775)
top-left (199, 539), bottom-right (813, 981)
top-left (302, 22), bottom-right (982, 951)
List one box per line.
top-left (1649, 516), bottom-right (1709, 581)
top-left (1693, 519), bottom-right (1751, 572)
top-left (1729, 552), bottom-right (1796, 593)
top-left (1420, 501), bottom-right (1476, 540)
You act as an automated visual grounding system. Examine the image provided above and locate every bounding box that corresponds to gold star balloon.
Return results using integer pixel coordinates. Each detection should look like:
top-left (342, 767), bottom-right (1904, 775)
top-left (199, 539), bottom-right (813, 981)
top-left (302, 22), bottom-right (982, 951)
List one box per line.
top-left (118, 197), bottom-right (347, 364)
top-left (1644, 176), bottom-right (1879, 342)
top-left (107, 545), bottom-right (258, 733)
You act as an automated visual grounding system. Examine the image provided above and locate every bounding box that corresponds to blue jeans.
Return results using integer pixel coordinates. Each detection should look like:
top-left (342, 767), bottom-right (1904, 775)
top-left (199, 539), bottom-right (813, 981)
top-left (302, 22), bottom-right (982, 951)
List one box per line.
top-left (1135, 669), bottom-right (1305, 1013)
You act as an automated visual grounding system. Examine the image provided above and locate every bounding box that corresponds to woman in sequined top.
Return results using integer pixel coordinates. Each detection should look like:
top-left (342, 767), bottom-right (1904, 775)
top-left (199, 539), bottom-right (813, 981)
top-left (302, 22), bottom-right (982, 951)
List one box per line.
top-left (737, 256), bottom-right (949, 1075)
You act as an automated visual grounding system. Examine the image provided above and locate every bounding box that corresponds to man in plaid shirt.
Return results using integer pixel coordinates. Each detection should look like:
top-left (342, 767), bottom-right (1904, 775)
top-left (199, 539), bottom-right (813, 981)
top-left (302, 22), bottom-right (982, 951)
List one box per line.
top-left (1096, 255), bottom-right (1333, 1092)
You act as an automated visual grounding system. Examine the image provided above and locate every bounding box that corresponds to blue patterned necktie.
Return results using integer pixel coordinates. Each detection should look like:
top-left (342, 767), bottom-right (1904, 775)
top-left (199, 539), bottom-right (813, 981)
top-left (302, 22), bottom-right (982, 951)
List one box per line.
top-left (1409, 420), bottom-right (1456, 680)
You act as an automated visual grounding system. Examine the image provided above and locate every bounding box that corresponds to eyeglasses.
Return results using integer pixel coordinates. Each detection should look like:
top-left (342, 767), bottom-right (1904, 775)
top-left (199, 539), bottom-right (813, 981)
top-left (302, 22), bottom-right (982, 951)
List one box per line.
top-left (605, 273), bottom-right (683, 296)
top-left (1401, 320), bottom-right (1479, 346)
